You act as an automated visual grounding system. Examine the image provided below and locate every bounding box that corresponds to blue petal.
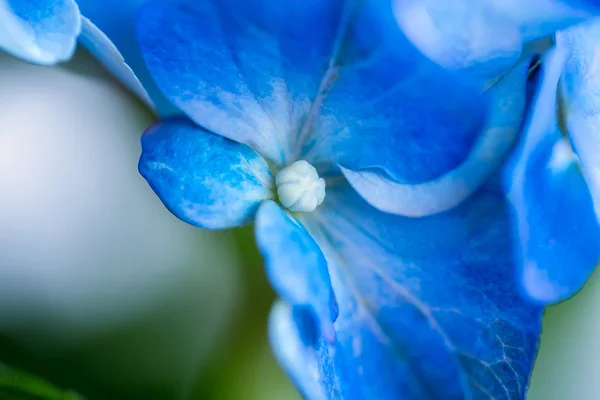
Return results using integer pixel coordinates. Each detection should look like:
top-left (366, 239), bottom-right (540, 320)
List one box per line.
top-left (269, 301), bottom-right (339, 400)
top-left (341, 57), bottom-right (531, 217)
top-left (558, 21), bottom-right (600, 216)
top-left (504, 46), bottom-right (600, 303)
top-left (136, 0), bottom-right (514, 209)
top-left (269, 301), bottom-right (336, 400)
top-left (137, 0), bottom-right (348, 166)
top-left (75, 0), bottom-right (176, 114)
top-left (78, 16), bottom-right (153, 108)
top-left (0, 0), bottom-right (80, 65)
top-left (138, 118), bottom-right (274, 229)
top-left (394, 0), bottom-right (599, 81)
top-left (296, 1), bottom-right (486, 186)
top-left (271, 184), bottom-right (542, 399)
top-left (256, 201), bottom-right (338, 343)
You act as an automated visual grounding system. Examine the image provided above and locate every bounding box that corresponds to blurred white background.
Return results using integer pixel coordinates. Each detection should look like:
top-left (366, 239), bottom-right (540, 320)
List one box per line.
top-left (0, 48), bottom-right (241, 397)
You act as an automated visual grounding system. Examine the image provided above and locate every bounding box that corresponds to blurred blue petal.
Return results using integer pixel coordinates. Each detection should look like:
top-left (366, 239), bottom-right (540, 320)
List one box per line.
top-left (256, 201), bottom-right (338, 344)
top-left (269, 301), bottom-right (338, 400)
top-left (138, 119), bottom-right (274, 229)
top-left (0, 0), bottom-right (80, 65)
top-left (504, 46), bottom-right (600, 303)
top-left (78, 16), bottom-right (153, 108)
top-left (75, 0), bottom-right (176, 114)
top-left (394, 0), bottom-right (599, 81)
top-left (0, 0), bottom-right (159, 110)
top-left (558, 21), bottom-right (600, 214)
top-left (342, 57), bottom-right (530, 217)
top-left (272, 185), bottom-right (542, 399)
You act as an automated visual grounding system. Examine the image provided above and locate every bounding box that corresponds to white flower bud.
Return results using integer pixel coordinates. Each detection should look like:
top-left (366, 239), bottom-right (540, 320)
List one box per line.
top-left (275, 160), bottom-right (326, 213)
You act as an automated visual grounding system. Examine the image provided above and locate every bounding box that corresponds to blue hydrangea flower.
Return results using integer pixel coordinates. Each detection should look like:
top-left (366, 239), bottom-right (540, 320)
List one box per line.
top-left (392, 0), bottom-right (600, 305)
top-left (134, 0), bottom-right (547, 397)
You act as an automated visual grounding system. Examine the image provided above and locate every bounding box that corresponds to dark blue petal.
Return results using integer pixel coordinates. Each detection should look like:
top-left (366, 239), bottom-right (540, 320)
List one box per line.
top-left (340, 57), bottom-right (530, 217)
top-left (503, 46), bottom-right (600, 303)
top-left (139, 119), bottom-right (274, 229)
top-left (271, 184), bottom-right (542, 399)
top-left (256, 201), bottom-right (338, 343)
top-left (558, 21), bottom-right (600, 216)
top-left (394, 0), bottom-right (599, 81)
top-left (304, 1), bottom-right (484, 185)
top-left (75, 0), bottom-right (177, 115)
top-left (0, 0), bottom-right (80, 65)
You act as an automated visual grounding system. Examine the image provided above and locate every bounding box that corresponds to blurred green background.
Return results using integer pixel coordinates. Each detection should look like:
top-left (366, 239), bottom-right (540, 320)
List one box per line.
top-left (0, 46), bottom-right (598, 400)
top-left (0, 227), bottom-right (299, 400)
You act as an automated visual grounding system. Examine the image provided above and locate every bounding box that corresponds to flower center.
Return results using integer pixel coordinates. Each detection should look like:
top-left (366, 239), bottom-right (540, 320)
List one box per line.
top-left (275, 160), bottom-right (326, 213)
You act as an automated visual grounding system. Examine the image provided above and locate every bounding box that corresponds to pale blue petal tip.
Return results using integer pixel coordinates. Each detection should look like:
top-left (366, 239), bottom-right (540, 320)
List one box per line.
top-left (76, 0), bottom-right (177, 115)
top-left (0, 0), bottom-right (81, 65)
top-left (78, 17), bottom-right (154, 109)
top-left (394, 0), bottom-right (599, 80)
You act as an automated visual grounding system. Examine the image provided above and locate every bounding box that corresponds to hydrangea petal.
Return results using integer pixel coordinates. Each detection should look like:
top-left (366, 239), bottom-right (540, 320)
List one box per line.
top-left (138, 119), bottom-right (274, 230)
top-left (504, 46), bottom-right (600, 303)
top-left (270, 297), bottom-right (460, 399)
top-left (136, 0), bottom-right (352, 165)
top-left (558, 21), bottom-right (600, 216)
top-left (341, 57), bottom-right (530, 217)
top-left (136, 0), bottom-right (501, 193)
top-left (78, 16), bottom-right (153, 108)
top-left (297, 1), bottom-right (486, 184)
top-left (0, 0), bottom-right (80, 65)
top-left (393, 0), bottom-right (599, 81)
top-left (271, 184), bottom-right (542, 399)
top-left (269, 301), bottom-right (335, 400)
top-left (256, 201), bottom-right (338, 344)
top-left (75, 0), bottom-right (176, 115)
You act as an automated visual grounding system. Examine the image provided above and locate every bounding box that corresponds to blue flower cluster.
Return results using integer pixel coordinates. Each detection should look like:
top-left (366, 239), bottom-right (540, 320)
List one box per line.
top-left (3, 0), bottom-right (600, 398)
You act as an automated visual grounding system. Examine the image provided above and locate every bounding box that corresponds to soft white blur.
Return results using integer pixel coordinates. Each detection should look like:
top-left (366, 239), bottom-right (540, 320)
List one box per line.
top-left (0, 48), bottom-right (240, 389)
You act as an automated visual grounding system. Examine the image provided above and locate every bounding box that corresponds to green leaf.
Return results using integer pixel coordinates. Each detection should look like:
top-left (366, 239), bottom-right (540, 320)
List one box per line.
top-left (0, 363), bottom-right (84, 400)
